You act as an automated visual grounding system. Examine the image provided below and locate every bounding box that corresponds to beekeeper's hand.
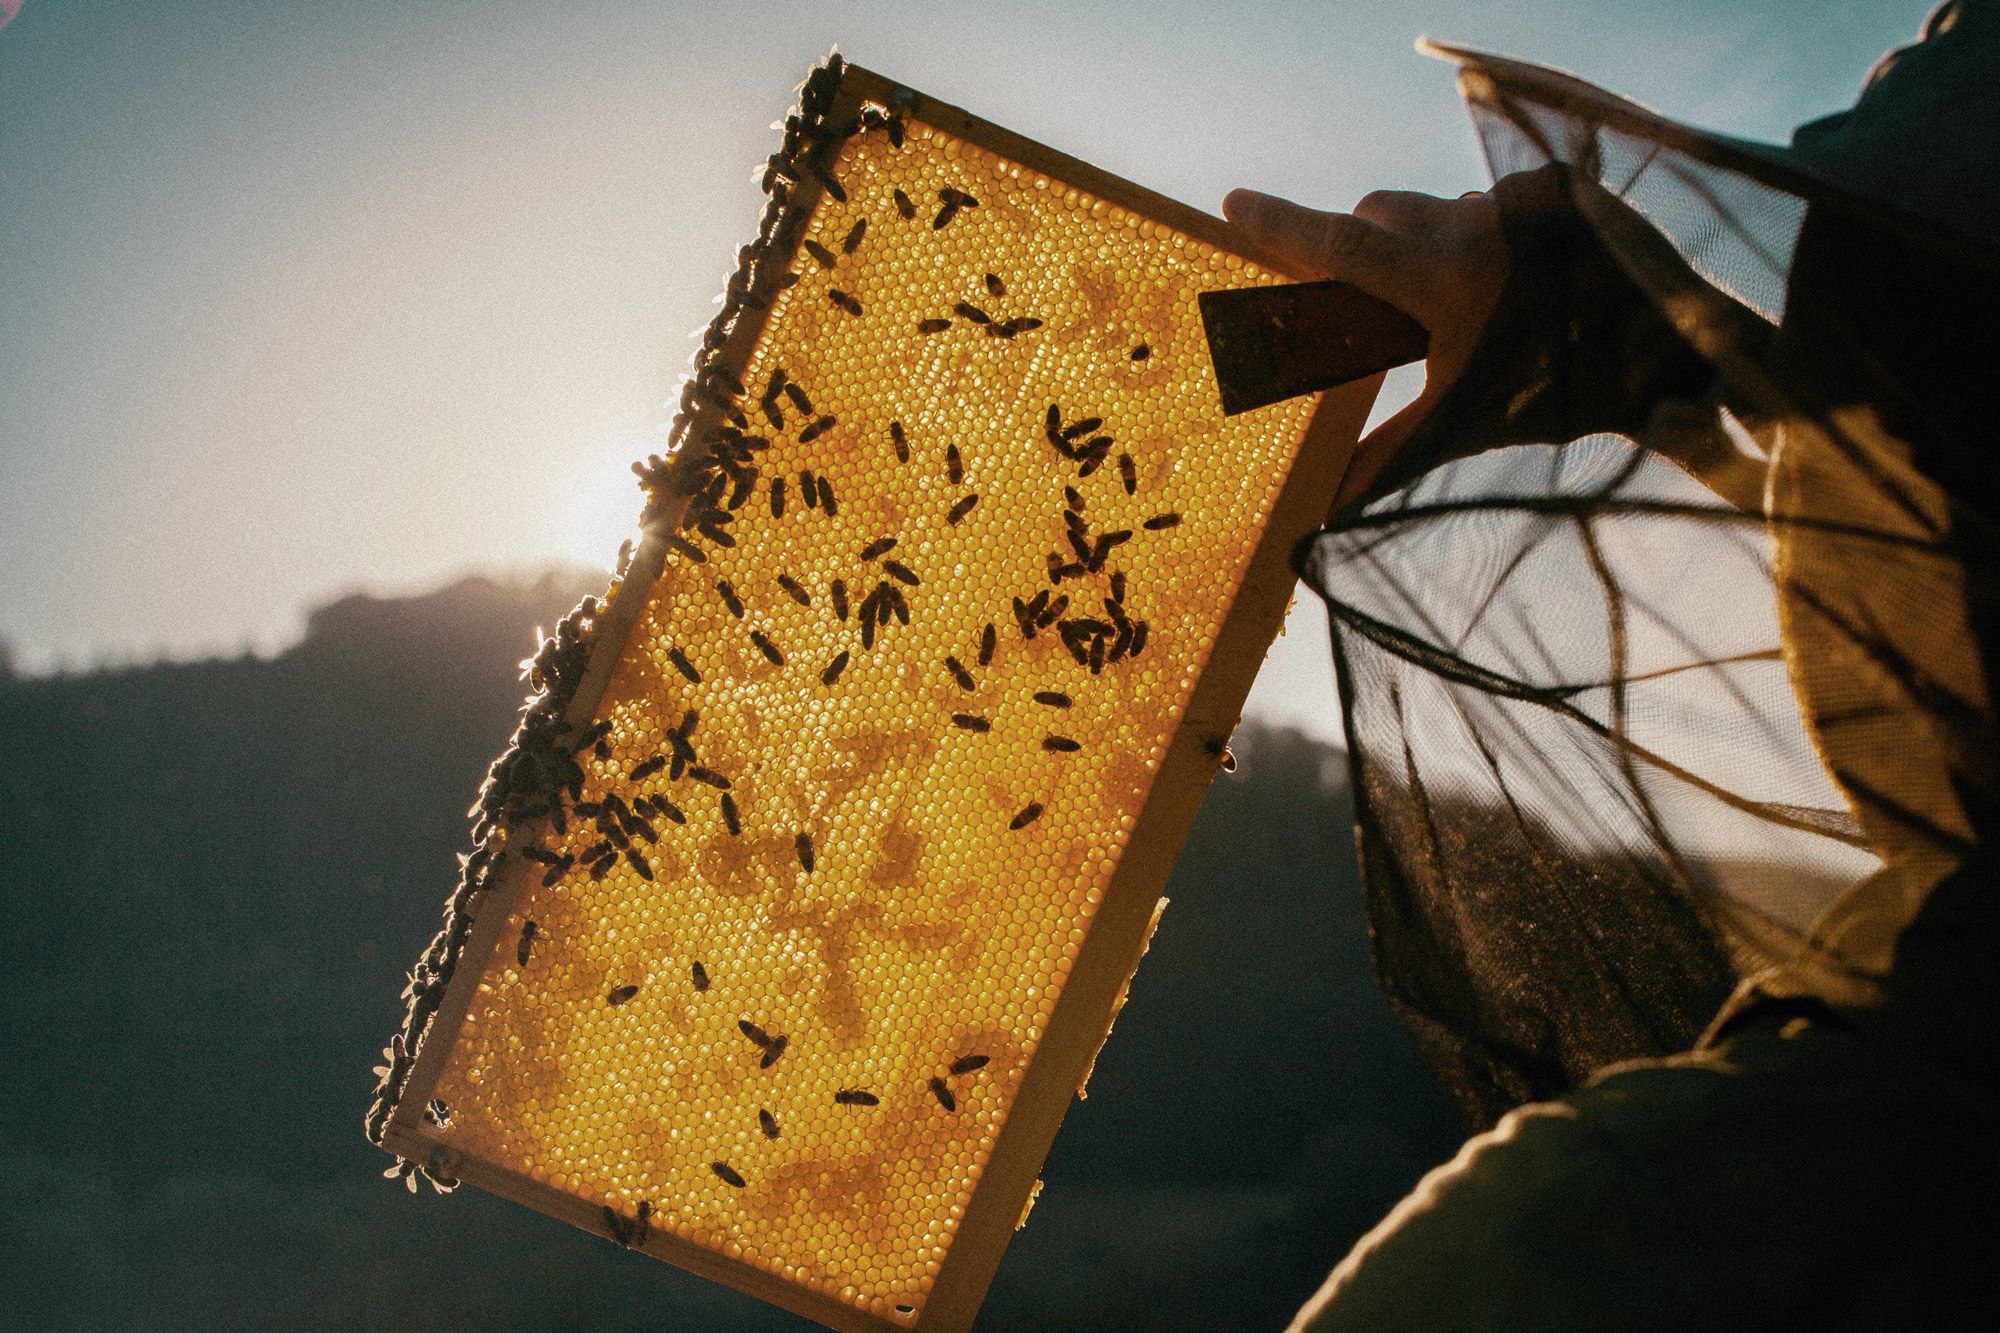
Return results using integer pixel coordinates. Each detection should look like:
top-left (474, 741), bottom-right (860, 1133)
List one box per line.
top-left (1223, 187), bottom-right (1507, 508)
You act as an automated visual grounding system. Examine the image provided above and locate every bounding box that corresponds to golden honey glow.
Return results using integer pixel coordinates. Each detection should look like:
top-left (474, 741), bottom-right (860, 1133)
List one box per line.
top-left (426, 119), bottom-right (1316, 1324)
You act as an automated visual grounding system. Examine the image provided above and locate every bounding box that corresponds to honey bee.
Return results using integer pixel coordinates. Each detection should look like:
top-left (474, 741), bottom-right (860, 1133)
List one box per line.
top-left (916, 318), bottom-right (952, 334)
top-left (803, 238), bottom-right (836, 269)
top-left (629, 755), bottom-right (666, 782)
top-left (860, 535), bottom-right (897, 561)
top-left (889, 420), bottom-right (910, 462)
top-left (945, 444), bottom-right (964, 484)
top-left (827, 289), bottom-right (862, 316)
top-left (1143, 512), bottom-right (1182, 530)
top-left (607, 984), bottom-right (640, 1006)
top-left (776, 573), bottom-right (810, 605)
top-left (951, 713), bottom-right (991, 732)
top-left (770, 476), bottom-right (786, 517)
top-left (1130, 342), bottom-right (1151, 361)
top-left (688, 766), bottom-right (730, 789)
top-left (800, 412), bottom-right (838, 442)
top-left (1033, 691), bottom-right (1072, 708)
top-left (796, 831), bottom-right (816, 872)
top-left (1042, 736), bottom-right (1082, 753)
top-left (602, 1205), bottom-right (635, 1246)
top-left (1119, 453), bottom-right (1137, 495)
top-left (883, 560), bottom-right (919, 586)
top-left (949, 1054), bottom-right (990, 1075)
top-left (667, 647), bottom-right (701, 682)
top-left (833, 1089), bottom-right (880, 1106)
top-left (818, 476), bottom-right (839, 515)
top-left (947, 493), bottom-right (978, 525)
top-left (952, 302), bottom-right (991, 325)
top-left (653, 797), bottom-right (686, 825)
top-left (893, 187), bottom-right (915, 219)
top-left (516, 920), bottom-right (539, 967)
top-left (749, 629), bottom-right (784, 666)
top-left (540, 859), bottom-right (572, 887)
top-left (720, 792), bottom-right (741, 835)
top-left (1010, 802), bottom-right (1045, 830)
top-left (812, 164), bottom-right (847, 203)
top-left (978, 622), bottom-right (997, 666)
top-left (691, 960), bottom-right (710, 991)
top-left (928, 1077), bottom-right (957, 1112)
top-left (624, 847), bottom-right (653, 880)
top-left (1110, 571), bottom-right (1126, 603)
top-left (1012, 597), bottom-right (1038, 640)
top-left (759, 1108), bottom-right (780, 1138)
top-left (759, 1034), bottom-right (788, 1068)
top-left (799, 469), bottom-right (819, 508)
top-left (1065, 485), bottom-right (1084, 512)
top-left (830, 580), bottom-right (849, 621)
top-left (710, 1161), bottom-right (747, 1189)
top-left (781, 382), bottom-right (813, 415)
top-left (663, 533), bottom-right (707, 564)
top-left (717, 579), bottom-right (746, 618)
top-left (984, 272), bottom-right (1005, 297)
top-left (738, 1019), bottom-right (772, 1047)
top-left (945, 656), bottom-right (975, 690)
top-left (932, 198), bottom-right (960, 229)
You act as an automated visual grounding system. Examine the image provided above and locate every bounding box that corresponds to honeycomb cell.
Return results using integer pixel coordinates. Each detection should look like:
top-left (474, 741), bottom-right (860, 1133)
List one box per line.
top-left (398, 58), bottom-right (1338, 1333)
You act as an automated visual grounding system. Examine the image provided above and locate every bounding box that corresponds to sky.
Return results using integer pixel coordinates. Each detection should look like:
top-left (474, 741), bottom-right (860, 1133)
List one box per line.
top-left (0, 0), bottom-right (1936, 739)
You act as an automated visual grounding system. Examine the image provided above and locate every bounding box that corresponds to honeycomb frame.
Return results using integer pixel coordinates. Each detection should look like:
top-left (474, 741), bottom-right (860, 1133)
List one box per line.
top-left (378, 59), bottom-right (1379, 1333)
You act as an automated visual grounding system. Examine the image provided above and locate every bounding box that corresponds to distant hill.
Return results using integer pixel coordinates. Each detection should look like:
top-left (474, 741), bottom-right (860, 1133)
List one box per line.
top-left (0, 569), bottom-right (1463, 1332)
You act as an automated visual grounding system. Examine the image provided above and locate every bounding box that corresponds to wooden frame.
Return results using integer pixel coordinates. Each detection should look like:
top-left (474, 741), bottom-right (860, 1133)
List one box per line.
top-left (381, 60), bottom-right (1380, 1333)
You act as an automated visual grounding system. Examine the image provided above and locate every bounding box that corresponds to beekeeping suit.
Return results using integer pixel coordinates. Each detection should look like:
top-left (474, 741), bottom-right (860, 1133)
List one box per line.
top-left (1283, 3), bottom-right (2000, 1326)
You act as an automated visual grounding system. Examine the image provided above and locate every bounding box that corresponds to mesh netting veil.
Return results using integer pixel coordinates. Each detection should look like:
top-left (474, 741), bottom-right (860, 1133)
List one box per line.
top-left (1296, 44), bottom-right (1999, 1129)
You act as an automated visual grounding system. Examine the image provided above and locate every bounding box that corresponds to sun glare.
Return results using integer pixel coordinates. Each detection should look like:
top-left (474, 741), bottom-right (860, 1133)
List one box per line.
top-left (548, 435), bottom-right (654, 570)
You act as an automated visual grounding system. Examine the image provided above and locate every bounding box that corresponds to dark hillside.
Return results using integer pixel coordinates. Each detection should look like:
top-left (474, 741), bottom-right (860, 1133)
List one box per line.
top-left (0, 570), bottom-right (1461, 1331)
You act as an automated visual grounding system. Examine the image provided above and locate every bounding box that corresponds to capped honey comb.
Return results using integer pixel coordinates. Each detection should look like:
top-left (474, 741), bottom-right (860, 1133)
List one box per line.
top-left (374, 55), bottom-right (1377, 1333)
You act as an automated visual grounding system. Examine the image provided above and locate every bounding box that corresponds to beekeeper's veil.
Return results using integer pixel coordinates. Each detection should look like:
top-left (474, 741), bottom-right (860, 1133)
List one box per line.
top-left (1298, 0), bottom-right (1999, 1127)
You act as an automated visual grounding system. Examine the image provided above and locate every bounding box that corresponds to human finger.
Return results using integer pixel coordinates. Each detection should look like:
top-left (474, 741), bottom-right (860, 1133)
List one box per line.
top-left (1349, 188), bottom-right (1458, 231)
top-left (1221, 188), bottom-right (1429, 312)
top-left (1329, 395), bottom-right (1430, 513)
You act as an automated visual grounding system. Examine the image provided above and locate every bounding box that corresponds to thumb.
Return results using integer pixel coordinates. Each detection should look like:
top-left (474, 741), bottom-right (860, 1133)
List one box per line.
top-left (1328, 391), bottom-right (1437, 514)
top-left (1223, 188), bottom-right (1425, 313)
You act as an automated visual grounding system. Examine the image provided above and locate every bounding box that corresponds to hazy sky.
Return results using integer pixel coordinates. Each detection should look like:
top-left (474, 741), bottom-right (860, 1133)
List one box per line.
top-left (0, 0), bottom-right (1933, 736)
